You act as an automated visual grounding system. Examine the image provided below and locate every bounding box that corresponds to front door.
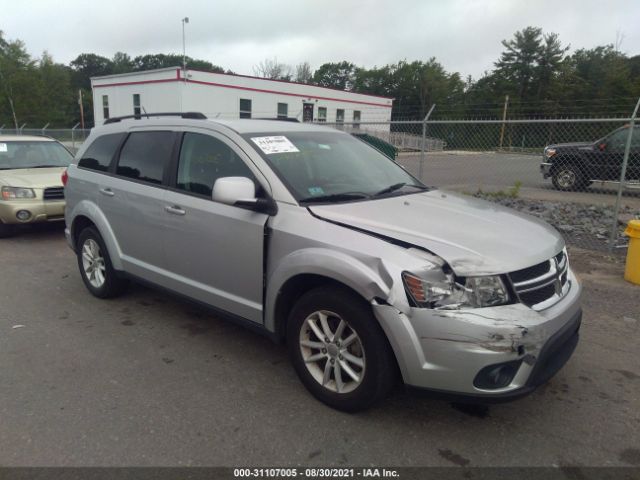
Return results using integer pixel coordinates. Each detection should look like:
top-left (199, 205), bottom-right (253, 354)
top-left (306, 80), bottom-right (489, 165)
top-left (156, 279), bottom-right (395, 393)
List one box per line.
top-left (303, 103), bottom-right (314, 122)
top-left (162, 131), bottom-right (269, 323)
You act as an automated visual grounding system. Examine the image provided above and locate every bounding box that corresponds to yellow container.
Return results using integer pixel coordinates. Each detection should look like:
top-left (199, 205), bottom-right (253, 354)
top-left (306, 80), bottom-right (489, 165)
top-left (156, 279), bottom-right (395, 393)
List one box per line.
top-left (624, 219), bottom-right (640, 285)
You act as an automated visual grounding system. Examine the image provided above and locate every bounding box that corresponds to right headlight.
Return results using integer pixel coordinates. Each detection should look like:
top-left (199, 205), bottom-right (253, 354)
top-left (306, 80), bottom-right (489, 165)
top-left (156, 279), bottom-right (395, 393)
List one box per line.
top-left (402, 270), bottom-right (510, 309)
top-left (1, 186), bottom-right (36, 199)
top-left (544, 147), bottom-right (557, 158)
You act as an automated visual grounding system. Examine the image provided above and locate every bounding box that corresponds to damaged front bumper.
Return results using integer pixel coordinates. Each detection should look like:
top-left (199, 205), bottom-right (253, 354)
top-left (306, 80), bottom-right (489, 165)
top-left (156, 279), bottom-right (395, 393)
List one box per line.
top-left (372, 268), bottom-right (582, 400)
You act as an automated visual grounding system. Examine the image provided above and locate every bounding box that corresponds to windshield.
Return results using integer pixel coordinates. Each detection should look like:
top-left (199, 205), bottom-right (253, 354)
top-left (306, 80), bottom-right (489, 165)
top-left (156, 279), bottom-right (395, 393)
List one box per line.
top-left (243, 131), bottom-right (426, 203)
top-left (0, 140), bottom-right (74, 170)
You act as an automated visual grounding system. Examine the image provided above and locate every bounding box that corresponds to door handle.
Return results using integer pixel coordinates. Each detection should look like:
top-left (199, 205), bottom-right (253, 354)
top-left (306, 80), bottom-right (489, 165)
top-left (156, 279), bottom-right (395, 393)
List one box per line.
top-left (99, 188), bottom-right (115, 197)
top-left (164, 205), bottom-right (186, 216)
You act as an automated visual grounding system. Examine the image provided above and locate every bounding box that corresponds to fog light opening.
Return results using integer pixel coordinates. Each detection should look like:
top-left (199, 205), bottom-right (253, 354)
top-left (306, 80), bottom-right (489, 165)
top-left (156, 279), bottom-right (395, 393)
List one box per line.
top-left (16, 210), bottom-right (31, 221)
top-left (474, 360), bottom-right (522, 390)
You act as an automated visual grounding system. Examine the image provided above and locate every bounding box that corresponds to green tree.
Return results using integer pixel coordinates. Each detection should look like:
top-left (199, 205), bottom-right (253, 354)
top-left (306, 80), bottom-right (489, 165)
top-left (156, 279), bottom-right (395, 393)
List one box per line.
top-left (37, 52), bottom-right (75, 127)
top-left (112, 52), bottom-right (134, 74)
top-left (0, 31), bottom-right (38, 129)
top-left (312, 61), bottom-right (356, 90)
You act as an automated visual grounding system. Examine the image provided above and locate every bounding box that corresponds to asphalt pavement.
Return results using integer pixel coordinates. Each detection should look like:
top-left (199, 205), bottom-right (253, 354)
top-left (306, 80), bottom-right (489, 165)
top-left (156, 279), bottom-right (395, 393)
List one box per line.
top-left (0, 224), bottom-right (638, 467)
top-left (397, 152), bottom-right (640, 209)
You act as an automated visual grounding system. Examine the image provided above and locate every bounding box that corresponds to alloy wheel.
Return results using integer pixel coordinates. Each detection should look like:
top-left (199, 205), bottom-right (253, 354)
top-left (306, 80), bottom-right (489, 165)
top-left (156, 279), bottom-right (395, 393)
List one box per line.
top-left (299, 310), bottom-right (366, 394)
top-left (81, 238), bottom-right (106, 288)
top-left (556, 169), bottom-right (577, 189)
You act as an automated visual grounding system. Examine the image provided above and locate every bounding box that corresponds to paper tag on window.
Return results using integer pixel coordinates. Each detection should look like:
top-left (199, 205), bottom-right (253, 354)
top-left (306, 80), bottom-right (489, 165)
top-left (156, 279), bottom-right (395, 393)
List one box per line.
top-left (251, 136), bottom-right (299, 154)
top-left (0, 143), bottom-right (7, 152)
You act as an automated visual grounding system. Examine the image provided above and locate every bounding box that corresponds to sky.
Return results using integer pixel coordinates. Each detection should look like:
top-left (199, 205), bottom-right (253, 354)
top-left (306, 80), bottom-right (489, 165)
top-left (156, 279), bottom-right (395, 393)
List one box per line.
top-left (1, 0), bottom-right (639, 80)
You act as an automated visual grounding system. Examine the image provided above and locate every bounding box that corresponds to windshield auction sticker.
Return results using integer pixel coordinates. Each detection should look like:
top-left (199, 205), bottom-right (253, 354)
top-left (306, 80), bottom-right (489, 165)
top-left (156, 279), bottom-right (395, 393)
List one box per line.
top-left (0, 143), bottom-right (7, 152)
top-left (251, 136), bottom-right (300, 154)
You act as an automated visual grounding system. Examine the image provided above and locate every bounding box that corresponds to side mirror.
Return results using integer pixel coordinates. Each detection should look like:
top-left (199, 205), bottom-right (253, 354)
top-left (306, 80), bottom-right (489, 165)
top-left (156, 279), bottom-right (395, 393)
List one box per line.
top-left (212, 177), bottom-right (277, 216)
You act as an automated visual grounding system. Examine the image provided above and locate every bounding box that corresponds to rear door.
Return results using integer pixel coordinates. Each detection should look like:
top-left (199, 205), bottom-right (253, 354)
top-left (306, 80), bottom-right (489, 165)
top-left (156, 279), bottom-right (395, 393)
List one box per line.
top-left (97, 130), bottom-right (177, 282)
top-left (162, 131), bottom-right (269, 323)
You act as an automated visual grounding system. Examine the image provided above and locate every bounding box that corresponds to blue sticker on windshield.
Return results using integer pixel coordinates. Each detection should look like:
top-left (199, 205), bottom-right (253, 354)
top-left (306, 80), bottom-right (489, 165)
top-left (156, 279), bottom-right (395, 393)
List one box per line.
top-left (308, 187), bottom-right (324, 196)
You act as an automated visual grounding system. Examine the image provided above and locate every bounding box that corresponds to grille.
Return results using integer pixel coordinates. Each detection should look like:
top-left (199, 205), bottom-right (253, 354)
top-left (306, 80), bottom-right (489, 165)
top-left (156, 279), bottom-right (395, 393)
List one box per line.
top-left (43, 187), bottom-right (64, 200)
top-left (509, 251), bottom-right (569, 309)
top-left (518, 284), bottom-right (556, 307)
top-left (509, 261), bottom-right (551, 283)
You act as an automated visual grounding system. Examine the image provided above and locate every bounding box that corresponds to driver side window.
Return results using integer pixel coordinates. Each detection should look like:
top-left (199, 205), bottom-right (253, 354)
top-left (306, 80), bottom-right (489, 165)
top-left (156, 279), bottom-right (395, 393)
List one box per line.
top-left (176, 133), bottom-right (256, 197)
top-left (606, 129), bottom-right (630, 153)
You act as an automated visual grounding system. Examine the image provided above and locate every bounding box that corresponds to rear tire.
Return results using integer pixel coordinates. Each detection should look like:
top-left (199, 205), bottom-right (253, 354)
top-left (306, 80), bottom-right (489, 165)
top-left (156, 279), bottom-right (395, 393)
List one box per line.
top-left (286, 286), bottom-right (397, 412)
top-left (76, 226), bottom-right (127, 298)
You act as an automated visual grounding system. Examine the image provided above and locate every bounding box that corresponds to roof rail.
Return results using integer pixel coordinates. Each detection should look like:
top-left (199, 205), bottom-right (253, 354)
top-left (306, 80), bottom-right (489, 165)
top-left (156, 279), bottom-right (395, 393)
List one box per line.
top-left (104, 112), bottom-right (207, 125)
top-left (252, 117), bottom-right (300, 123)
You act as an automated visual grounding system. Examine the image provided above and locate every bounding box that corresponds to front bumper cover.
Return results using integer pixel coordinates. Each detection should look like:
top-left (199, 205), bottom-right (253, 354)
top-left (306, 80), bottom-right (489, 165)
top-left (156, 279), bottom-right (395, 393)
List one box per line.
top-left (0, 199), bottom-right (65, 224)
top-left (372, 268), bottom-right (582, 400)
top-left (540, 161), bottom-right (553, 178)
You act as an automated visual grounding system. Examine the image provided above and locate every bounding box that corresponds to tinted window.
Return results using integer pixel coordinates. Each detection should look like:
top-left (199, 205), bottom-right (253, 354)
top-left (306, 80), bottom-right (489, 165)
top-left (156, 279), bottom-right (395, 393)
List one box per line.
top-left (78, 133), bottom-right (124, 172)
top-left (116, 131), bottom-right (175, 184)
top-left (176, 133), bottom-right (255, 197)
top-left (607, 127), bottom-right (640, 152)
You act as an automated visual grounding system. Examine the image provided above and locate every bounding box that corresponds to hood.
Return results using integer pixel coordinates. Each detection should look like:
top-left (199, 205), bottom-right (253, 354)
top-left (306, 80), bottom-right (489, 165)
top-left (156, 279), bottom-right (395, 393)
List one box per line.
top-left (547, 141), bottom-right (593, 151)
top-left (0, 167), bottom-right (65, 189)
top-left (309, 190), bottom-right (564, 276)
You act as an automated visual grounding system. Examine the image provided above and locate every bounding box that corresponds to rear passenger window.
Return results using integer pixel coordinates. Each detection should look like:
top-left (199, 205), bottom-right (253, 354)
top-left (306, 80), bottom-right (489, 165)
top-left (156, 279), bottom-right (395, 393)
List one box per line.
top-left (78, 133), bottom-right (124, 172)
top-left (116, 131), bottom-right (175, 185)
top-left (176, 133), bottom-right (256, 197)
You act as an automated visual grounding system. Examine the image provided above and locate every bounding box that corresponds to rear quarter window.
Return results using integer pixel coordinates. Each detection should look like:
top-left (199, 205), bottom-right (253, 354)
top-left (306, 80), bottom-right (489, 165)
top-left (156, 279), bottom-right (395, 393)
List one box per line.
top-left (78, 133), bottom-right (125, 172)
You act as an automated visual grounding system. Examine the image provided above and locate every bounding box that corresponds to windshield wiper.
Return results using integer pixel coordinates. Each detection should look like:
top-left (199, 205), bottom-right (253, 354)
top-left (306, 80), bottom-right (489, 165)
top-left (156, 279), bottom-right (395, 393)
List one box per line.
top-left (373, 183), bottom-right (427, 197)
top-left (299, 192), bottom-right (370, 204)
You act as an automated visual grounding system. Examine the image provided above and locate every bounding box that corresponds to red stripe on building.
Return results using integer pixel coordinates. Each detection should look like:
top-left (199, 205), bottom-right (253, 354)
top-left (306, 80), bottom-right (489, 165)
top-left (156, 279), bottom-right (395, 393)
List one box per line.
top-left (93, 76), bottom-right (393, 108)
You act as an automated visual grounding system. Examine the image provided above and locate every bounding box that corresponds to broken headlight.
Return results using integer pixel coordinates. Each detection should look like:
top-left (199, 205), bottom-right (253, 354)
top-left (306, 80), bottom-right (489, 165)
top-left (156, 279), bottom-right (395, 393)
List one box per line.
top-left (402, 271), bottom-right (510, 309)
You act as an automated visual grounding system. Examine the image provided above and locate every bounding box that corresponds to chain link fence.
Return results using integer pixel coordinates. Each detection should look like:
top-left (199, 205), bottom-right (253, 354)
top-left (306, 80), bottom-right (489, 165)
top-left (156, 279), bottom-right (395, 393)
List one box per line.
top-left (0, 127), bottom-right (92, 153)
top-left (317, 110), bottom-right (640, 253)
top-left (2, 107), bottom-right (638, 253)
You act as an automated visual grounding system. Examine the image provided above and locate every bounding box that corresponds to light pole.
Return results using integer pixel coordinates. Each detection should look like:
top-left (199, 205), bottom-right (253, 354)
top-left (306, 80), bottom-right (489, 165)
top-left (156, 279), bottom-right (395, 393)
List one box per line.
top-left (181, 17), bottom-right (189, 73)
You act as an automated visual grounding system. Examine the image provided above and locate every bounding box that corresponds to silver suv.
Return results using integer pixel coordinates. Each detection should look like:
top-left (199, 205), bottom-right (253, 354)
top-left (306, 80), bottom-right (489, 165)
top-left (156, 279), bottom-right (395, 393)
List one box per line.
top-left (64, 113), bottom-right (582, 411)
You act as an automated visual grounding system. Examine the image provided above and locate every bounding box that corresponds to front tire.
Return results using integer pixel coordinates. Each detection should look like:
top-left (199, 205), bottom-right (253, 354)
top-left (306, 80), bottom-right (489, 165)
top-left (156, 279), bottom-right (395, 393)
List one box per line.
top-left (552, 164), bottom-right (589, 191)
top-left (0, 223), bottom-right (15, 238)
top-left (76, 226), bottom-right (127, 298)
top-left (287, 286), bottom-right (396, 412)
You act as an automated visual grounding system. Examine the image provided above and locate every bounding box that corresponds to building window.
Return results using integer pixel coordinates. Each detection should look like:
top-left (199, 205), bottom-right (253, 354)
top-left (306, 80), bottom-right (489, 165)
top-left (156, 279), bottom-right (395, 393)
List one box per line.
top-left (133, 94), bottom-right (141, 116)
top-left (102, 95), bottom-right (110, 119)
top-left (277, 103), bottom-right (288, 119)
top-left (318, 107), bottom-right (327, 122)
top-left (240, 99), bottom-right (252, 118)
top-left (353, 110), bottom-right (361, 129)
top-left (336, 109), bottom-right (345, 124)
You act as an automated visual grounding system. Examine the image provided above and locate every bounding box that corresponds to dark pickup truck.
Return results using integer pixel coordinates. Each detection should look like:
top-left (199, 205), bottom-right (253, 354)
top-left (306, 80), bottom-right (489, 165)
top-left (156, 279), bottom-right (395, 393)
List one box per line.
top-left (541, 125), bottom-right (640, 190)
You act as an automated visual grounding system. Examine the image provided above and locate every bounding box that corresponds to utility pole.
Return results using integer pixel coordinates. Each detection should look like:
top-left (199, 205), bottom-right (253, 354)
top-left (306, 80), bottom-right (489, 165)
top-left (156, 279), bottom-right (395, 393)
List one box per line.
top-left (182, 17), bottom-right (189, 73)
top-left (78, 89), bottom-right (85, 129)
top-left (499, 95), bottom-right (509, 150)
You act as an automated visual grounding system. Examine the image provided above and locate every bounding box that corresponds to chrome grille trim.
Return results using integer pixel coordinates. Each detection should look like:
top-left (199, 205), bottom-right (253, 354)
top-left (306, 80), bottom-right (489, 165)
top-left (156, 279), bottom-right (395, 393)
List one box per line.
top-left (509, 249), bottom-right (570, 310)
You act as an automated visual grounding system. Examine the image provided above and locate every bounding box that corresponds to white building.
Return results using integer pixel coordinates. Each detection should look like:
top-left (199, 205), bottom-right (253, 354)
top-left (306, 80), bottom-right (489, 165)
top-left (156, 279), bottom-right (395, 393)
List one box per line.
top-left (91, 67), bottom-right (393, 130)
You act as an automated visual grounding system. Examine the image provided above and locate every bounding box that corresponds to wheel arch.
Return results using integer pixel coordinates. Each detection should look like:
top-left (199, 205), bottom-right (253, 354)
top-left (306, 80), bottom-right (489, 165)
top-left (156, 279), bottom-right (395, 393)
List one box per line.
top-left (68, 200), bottom-right (123, 270)
top-left (265, 249), bottom-right (395, 341)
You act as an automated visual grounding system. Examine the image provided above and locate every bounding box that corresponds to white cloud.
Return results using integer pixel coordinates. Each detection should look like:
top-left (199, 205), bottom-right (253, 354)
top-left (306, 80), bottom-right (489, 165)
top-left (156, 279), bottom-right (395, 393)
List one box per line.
top-left (1, 0), bottom-right (638, 79)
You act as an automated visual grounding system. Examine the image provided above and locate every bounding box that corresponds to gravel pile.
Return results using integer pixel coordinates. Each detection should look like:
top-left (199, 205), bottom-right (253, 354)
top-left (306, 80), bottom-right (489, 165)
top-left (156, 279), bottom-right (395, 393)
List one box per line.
top-left (473, 193), bottom-right (640, 250)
